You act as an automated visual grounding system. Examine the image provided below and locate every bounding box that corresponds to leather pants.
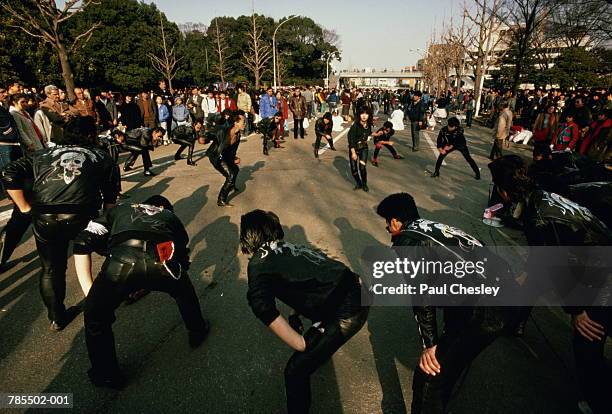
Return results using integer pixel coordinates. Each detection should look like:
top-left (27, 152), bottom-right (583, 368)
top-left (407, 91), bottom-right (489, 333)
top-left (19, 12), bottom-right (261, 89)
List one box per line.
top-left (434, 147), bottom-right (479, 176)
top-left (84, 244), bottom-right (206, 378)
top-left (349, 148), bottom-right (368, 186)
top-left (123, 145), bottom-right (152, 171)
top-left (314, 135), bottom-right (335, 152)
top-left (33, 213), bottom-right (91, 322)
top-left (410, 307), bottom-right (508, 414)
top-left (209, 156), bottom-right (239, 203)
top-left (173, 138), bottom-right (195, 162)
top-left (285, 293), bottom-right (368, 414)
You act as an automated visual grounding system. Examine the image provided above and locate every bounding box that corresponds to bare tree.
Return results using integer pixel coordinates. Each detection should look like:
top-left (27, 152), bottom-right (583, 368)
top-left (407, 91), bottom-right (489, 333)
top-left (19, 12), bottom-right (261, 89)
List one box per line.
top-left (1, 0), bottom-right (101, 100)
top-left (149, 11), bottom-right (183, 93)
top-left (442, 9), bottom-right (473, 92)
top-left (421, 41), bottom-right (459, 95)
top-left (465, 0), bottom-right (508, 117)
top-left (242, 14), bottom-right (272, 90)
top-left (276, 51), bottom-right (289, 88)
top-left (322, 28), bottom-right (341, 49)
top-left (211, 19), bottom-right (230, 84)
top-left (548, 0), bottom-right (612, 48)
top-left (500, 0), bottom-right (557, 92)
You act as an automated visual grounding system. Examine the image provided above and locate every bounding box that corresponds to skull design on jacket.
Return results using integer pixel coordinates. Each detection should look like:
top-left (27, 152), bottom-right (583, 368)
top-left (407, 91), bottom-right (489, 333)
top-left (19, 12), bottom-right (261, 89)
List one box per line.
top-left (59, 151), bottom-right (86, 184)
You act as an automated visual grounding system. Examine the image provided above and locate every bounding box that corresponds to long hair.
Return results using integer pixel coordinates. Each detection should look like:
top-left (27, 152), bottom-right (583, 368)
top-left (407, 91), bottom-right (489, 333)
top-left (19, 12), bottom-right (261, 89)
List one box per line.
top-left (355, 106), bottom-right (373, 128)
top-left (533, 105), bottom-right (558, 133)
top-left (488, 155), bottom-right (534, 202)
top-left (240, 210), bottom-right (285, 254)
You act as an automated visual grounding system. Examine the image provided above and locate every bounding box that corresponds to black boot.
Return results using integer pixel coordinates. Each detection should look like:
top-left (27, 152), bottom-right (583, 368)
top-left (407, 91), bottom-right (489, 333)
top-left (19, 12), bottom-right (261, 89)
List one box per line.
top-left (186, 145), bottom-right (196, 166)
top-left (430, 171), bottom-right (440, 178)
top-left (263, 146), bottom-right (269, 156)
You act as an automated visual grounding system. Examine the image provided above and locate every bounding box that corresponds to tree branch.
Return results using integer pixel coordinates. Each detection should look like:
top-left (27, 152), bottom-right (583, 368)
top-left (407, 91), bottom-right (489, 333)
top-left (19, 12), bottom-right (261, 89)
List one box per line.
top-left (69, 22), bottom-right (102, 52)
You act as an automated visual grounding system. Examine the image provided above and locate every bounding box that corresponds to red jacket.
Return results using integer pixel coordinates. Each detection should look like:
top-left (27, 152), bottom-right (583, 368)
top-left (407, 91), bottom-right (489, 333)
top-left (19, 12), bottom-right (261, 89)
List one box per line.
top-left (579, 118), bottom-right (612, 155)
top-left (216, 97), bottom-right (237, 113)
top-left (554, 121), bottom-right (580, 151)
top-left (277, 97), bottom-right (289, 119)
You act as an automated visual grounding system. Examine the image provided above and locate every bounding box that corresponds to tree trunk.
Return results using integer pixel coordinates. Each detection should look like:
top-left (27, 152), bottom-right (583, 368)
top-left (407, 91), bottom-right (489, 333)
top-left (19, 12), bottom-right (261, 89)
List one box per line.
top-left (57, 41), bottom-right (76, 101)
top-left (255, 72), bottom-right (260, 90)
top-left (512, 54), bottom-right (524, 93)
top-left (474, 59), bottom-right (484, 117)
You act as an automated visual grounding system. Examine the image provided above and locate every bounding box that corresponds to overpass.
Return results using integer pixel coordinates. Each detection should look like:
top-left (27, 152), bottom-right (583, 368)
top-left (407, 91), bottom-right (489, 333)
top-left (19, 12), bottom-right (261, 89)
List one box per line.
top-left (332, 70), bottom-right (424, 89)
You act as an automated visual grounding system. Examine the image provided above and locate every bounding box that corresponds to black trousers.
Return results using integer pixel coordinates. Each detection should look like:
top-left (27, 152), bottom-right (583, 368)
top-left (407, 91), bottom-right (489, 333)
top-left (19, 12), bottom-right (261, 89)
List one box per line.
top-left (434, 147), bottom-right (479, 175)
top-left (173, 138), bottom-right (195, 162)
top-left (84, 245), bottom-right (206, 378)
top-left (209, 156), bottom-right (239, 203)
top-left (349, 148), bottom-right (368, 186)
top-left (573, 307), bottom-right (611, 414)
top-left (294, 118), bottom-right (305, 139)
top-left (33, 213), bottom-right (91, 322)
top-left (124, 145), bottom-right (152, 171)
top-left (263, 132), bottom-right (279, 152)
top-left (489, 139), bottom-right (503, 160)
top-left (285, 305), bottom-right (369, 414)
top-left (0, 207), bottom-right (32, 265)
top-left (373, 143), bottom-right (398, 160)
top-left (466, 110), bottom-right (474, 127)
top-left (411, 308), bottom-right (505, 414)
top-left (410, 122), bottom-right (421, 150)
top-left (314, 135), bottom-right (335, 152)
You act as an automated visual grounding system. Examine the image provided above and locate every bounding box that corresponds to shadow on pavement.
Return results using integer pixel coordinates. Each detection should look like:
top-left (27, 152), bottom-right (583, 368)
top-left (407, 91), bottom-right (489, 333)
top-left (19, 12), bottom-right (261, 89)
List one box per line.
top-left (334, 216), bottom-right (419, 413)
top-left (0, 258), bottom-right (42, 362)
top-left (333, 156), bottom-right (355, 186)
top-left (173, 184), bottom-right (209, 229)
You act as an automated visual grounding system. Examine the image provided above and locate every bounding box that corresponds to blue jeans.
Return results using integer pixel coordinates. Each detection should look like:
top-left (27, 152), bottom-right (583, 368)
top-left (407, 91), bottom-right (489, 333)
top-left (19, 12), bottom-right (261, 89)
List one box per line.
top-left (0, 145), bottom-right (14, 169)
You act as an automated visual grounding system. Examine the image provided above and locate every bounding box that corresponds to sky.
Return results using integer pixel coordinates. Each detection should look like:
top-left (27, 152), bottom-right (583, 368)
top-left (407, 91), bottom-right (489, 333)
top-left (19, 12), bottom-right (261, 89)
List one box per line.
top-left (147, 0), bottom-right (459, 71)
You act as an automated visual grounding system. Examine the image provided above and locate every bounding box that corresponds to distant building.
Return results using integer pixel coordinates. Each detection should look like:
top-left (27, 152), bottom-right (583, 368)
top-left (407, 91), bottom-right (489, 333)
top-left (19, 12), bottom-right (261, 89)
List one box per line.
top-left (336, 68), bottom-right (424, 89)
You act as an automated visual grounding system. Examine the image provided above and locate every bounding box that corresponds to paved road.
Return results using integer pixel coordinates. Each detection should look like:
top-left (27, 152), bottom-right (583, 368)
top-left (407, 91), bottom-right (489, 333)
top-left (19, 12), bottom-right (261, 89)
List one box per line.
top-left (0, 115), bottom-right (598, 413)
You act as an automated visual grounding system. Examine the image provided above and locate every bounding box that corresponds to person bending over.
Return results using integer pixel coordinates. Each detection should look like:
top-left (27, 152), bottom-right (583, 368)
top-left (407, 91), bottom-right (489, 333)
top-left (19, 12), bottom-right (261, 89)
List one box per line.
top-left (431, 116), bottom-right (480, 179)
top-left (241, 209), bottom-right (368, 414)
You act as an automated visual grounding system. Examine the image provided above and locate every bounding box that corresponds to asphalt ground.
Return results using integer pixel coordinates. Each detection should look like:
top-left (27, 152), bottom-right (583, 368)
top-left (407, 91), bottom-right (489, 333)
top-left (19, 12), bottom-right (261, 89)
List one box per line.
top-left (0, 114), bottom-right (609, 413)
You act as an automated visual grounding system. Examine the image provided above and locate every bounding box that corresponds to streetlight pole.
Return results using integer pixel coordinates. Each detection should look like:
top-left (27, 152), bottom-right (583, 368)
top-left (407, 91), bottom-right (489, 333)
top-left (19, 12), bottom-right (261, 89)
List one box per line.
top-left (273, 15), bottom-right (297, 90)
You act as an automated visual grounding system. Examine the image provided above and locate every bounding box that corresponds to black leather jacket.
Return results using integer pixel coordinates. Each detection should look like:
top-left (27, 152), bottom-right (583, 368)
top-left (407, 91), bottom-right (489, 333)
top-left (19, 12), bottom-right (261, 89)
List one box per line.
top-left (436, 126), bottom-right (467, 149)
top-left (256, 117), bottom-right (278, 137)
top-left (1, 145), bottom-right (117, 215)
top-left (75, 203), bottom-right (190, 267)
top-left (391, 219), bottom-right (487, 348)
top-left (247, 241), bottom-right (361, 326)
top-left (566, 182), bottom-right (612, 229)
top-left (126, 127), bottom-right (155, 149)
top-left (373, 127), bottom-right (394, 144)
top-left (347, 122), bottom-right (371, 150)
top-left (0, 104), bottom-right (20, 144)
top-left (524, 190), bottom-right (612, 246)
top-left (206, 124), bottom-right (240, 163)
top-left (315, 118), bottom-right (332, 138)
top-left (523, 190), bottom-right (612, 315)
